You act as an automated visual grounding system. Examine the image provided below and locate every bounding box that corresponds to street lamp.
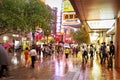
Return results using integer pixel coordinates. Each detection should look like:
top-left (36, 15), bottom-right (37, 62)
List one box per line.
top-left (47, 30), bottom-right (49, 44)
top-left (3, 36), bottom-right (9, 42)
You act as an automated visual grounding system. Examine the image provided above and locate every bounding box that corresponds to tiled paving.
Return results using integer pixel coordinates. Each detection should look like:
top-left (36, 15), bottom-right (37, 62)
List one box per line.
top-left (1, 52), bottom-right (120, 80)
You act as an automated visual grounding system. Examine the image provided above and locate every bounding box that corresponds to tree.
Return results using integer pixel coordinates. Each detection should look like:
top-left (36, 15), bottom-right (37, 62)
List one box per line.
top-left (0, 0), bottom-right (53, 35)
top-left (72, 27), bottom-right (90, 44)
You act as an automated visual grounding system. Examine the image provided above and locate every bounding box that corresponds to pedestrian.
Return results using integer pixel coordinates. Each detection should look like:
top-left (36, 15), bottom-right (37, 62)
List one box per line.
top-left (76, 46), bottom-right (79, 57)
top-left (109, 41), bottom-right (115, 57)
top-left (29, 46), bottom-right (37, 68)
top-left (82, 46), bottom-right (88, 63)
top-left (100, 42), bottom-right (107, 64)
top-left (0, 43), bottom-right (10, 78)
top-left (108, 41), bottom-right (115, 68)
top-left (24, 47), bottom-right (30, 67)
top-left (89, 44), bottom-right (94, 59)
top-left (72, 47), bottom-right (76, 54)
top-left (65, 48), bottom-right (70, 59)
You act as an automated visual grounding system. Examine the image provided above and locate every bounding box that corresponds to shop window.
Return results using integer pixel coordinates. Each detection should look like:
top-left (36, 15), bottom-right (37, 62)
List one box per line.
top-left (64, 14), bottom-right (69, 19)
top-left (70, 14), bottom-right (73, 19)
top-left (74, 14), bottom-right (77, 18)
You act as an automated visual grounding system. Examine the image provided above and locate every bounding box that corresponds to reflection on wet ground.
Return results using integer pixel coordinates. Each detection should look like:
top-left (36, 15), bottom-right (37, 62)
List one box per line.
top-left (2, 52), bottom-right (120, 80)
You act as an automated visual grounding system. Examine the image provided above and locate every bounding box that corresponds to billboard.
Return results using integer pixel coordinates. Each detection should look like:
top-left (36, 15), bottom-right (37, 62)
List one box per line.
top-left (63, 0), bottom-right (74, 12)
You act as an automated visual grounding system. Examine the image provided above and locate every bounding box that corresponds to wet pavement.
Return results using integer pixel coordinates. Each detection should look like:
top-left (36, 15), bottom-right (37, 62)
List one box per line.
top-left (1, 52), bottom-right (120, 80)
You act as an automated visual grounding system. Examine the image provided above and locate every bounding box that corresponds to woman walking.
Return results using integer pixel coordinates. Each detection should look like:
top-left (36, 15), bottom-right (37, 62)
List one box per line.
top-left (24, 47), bottom-right (30, 67)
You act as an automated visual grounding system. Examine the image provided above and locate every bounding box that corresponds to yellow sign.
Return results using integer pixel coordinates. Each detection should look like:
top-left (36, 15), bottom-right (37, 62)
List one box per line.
top-left (40, 0), bottom-right (45, 3)
top-left (63, 0), bottom-right (74, 12)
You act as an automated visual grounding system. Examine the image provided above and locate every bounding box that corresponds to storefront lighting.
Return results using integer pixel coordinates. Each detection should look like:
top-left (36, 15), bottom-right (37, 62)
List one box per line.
top-left (90, 33), bottom-right (99, 42)
top-left (87, 20), bottom-right (115, 29)
top-left (12, 34), bottom-right (19, 37)
top-left (3, 36), bottom-right (9, 41)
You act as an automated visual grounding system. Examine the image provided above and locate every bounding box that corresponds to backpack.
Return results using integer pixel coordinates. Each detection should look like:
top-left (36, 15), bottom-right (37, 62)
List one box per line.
top-left (101, 45), bottom-right (106, 53)
top-left (110, 45), bottom-right (115, 52)
top-left (83, 50), bottom-right (87, 55)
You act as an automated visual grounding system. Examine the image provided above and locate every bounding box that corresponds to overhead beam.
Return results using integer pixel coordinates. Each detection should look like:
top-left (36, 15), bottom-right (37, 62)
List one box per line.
top-left (69, 0), bottom-right (90, 32)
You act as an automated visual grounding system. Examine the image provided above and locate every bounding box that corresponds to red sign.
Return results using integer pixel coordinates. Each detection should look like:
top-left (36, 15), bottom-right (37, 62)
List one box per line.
top-left (35, 33), bottom-right (42, 40)
top-left (55, 35), bottom-right (61, 42)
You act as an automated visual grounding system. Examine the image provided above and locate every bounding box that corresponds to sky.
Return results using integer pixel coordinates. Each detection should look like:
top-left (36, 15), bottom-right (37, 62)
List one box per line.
top-left (45, 0), bottom-right (63, 32)
top-left (45, 0), bottom-right (62, 16)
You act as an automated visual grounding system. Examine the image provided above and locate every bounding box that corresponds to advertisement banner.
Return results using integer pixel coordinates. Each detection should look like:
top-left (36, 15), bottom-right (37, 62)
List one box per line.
top-left (63, 0), bottom-right (74, 12)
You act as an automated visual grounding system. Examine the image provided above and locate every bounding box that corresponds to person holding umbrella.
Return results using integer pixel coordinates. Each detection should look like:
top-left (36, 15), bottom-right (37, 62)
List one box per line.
top-left (0, 43), bottom-right (10, 78)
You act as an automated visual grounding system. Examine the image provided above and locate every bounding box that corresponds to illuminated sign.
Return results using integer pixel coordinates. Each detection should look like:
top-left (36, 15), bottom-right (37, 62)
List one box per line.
top-left (63, 0), bottom-right (74, 12)
top-left (87, 20), bottom-right (115, 29)
top-left (63, 13), bottom-right (77, 20)
top-left (62, 12), bottom-right (80, 26)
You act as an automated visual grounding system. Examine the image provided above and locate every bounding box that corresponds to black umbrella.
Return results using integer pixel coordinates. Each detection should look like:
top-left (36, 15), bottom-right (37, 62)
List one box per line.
top-left (0, 44), bottom-right (10, 65)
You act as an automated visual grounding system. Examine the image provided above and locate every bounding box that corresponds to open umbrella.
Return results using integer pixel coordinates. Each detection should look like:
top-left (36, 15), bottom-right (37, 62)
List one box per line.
top-left (58, 43), bottom-right (64, 47)
top-left (64, 43), bottom-right (70, 48)
top-left (0, 44), bottom-right (10, 65)
top-left (3, 42), bottom-right (13, 48)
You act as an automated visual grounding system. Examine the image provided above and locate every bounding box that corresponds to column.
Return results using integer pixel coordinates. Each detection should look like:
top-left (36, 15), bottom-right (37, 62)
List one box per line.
top-left (103, 32), bottom-right (106, 42)
top-left (115, 18), bottom-right (120, 68)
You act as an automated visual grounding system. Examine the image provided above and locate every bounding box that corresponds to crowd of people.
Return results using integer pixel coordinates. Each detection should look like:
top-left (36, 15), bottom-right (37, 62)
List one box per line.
top-left (0, 41), bottom-right (115, 78)
top-left (81, 41), bottom-right (115, 68)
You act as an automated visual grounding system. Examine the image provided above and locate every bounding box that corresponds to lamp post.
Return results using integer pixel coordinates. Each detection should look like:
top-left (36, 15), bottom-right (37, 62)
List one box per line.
top-left (47, 30), bottom-right (49, 44)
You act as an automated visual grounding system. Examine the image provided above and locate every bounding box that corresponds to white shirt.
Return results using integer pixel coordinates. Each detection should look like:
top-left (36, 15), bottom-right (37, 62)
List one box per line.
top-left (82, 48), bottom-right (87, 54)
top-left (30, 49), bottom-right (37, 56)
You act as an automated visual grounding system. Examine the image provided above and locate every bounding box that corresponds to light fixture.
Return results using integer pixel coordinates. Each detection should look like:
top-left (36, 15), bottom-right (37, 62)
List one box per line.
top-left (3, 36), bottom-right (9, 41)
top-left (87, 20), bottom-right (115, 29)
